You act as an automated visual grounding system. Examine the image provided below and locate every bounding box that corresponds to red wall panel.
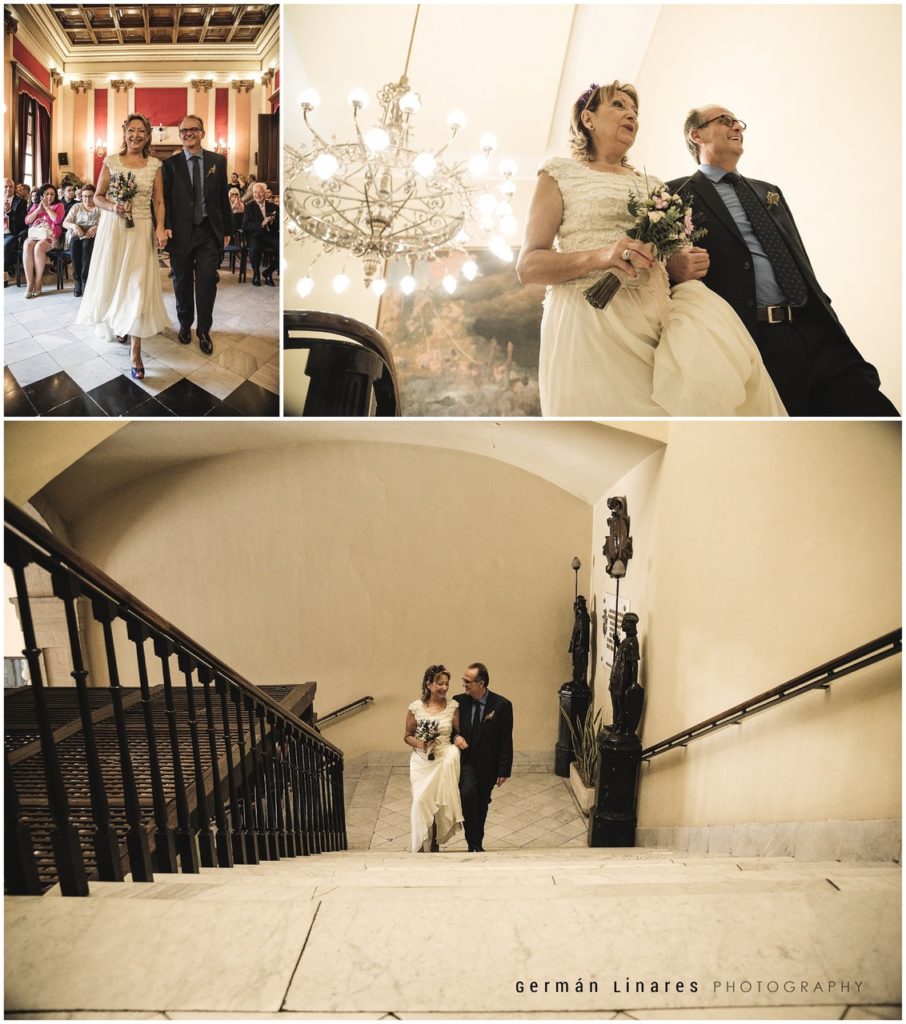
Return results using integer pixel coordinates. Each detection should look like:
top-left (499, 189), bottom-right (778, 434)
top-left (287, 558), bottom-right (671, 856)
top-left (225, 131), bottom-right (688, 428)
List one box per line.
top-left (93, 89), bottom-right (108, 184)
top-left (214, 87), bottom-right (229, 146)
top-left (134, 87), bottom-right (187, 126)
top-left (13, 38), bottom-right (50, 90)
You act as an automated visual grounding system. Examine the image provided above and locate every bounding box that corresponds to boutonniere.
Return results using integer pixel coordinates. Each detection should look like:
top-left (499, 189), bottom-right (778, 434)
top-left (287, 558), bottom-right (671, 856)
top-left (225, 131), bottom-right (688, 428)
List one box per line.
top-left (484, 710), bottom-right (496, 721)
top-left (207, 165), bottom-right (217, 177)
top-left (765, 191), bottom-right (780, 208)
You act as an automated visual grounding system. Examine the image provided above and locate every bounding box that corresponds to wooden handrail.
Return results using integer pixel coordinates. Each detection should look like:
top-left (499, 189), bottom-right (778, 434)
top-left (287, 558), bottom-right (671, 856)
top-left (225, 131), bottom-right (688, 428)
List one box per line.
top-left (4, 500), bottom-right (339, 754)
top-left (318, 695), bottom-right (374, 726)
top-left (284, 309), bottom-right (401, 416)
top-left (641, 629), bottom-right (901, 760)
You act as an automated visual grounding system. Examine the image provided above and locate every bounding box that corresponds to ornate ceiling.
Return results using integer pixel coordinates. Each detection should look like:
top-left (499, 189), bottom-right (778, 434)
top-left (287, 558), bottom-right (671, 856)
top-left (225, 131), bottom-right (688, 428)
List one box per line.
top-left (44, 4), bottom-right (277, 49)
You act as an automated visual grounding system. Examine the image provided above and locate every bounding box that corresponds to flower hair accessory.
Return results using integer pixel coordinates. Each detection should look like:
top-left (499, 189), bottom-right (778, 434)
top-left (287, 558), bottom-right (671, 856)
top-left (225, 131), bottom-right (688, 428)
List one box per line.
top-left (579, 82), bottom-right (600, 108)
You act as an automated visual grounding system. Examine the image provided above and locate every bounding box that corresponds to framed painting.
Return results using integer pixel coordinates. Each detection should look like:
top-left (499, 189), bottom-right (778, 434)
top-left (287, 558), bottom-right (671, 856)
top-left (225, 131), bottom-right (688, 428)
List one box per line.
top-left (376, 248), bottom-right (546, 416)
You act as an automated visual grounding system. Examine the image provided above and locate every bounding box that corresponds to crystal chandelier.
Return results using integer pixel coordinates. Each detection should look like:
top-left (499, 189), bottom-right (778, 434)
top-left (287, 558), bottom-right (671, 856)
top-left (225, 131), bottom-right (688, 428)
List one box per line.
top-left (285, 5), bottom-right (518, 297)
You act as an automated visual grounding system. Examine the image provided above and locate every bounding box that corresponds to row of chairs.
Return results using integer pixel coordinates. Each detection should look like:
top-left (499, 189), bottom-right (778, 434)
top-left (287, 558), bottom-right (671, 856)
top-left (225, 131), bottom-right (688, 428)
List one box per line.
top-left (9, 229), bottom-right (273, 292)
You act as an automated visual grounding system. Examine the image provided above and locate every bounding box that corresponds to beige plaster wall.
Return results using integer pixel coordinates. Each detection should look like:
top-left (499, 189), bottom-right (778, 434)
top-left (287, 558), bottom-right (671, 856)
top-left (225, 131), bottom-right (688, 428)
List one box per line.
top-left (61, 441), bottom-right (591, 758)
top-left (626, 421), bottom-right (901, 827)
top-left (635, 4), bottom-right (901, 408)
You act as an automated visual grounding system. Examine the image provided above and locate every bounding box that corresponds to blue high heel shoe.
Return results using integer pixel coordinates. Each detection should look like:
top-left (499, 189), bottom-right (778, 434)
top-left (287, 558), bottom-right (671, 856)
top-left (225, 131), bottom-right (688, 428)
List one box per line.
top-left (130, 363), bottom-right (145, 380)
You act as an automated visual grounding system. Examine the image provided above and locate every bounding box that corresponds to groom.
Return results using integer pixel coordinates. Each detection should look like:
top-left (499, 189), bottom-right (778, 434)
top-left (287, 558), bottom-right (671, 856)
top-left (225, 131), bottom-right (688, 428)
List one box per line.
top-left (453, 663), bottom-right (513, 853)
top-left (161, 115), bottom-right (232, 354)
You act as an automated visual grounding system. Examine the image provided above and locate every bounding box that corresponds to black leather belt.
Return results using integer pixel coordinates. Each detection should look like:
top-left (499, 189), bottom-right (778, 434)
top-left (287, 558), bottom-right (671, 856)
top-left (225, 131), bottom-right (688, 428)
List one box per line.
top-left (757, 303), bottom-right (794, 324)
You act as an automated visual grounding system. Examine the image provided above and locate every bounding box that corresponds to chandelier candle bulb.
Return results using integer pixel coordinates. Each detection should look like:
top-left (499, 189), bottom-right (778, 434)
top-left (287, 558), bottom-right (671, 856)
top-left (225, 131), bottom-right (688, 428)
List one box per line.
top-left (299, 88), bottom-right (321, 110)
top-left (347, 88), bottom-right (369, 109)
top-left (446, 109), bottom-right (467, 131)
top-left (479, 132), bottom-right (497, 153)
top-left (371, 278), bottom-right (387, 296)
top-left (400, 274), bottom-right (417, 295)
top-left (498, 158), bottom-right (517, 177)
top-left (413, 152), bottom-right (437, 178)
top-left (332, 273), bottom-right (350, 293)
top-left (399, 91), bottom-right (421, 114)
top-left (296, 276), bottom-right (315, 299)
top-left (462, 260), bottom-right (478, 281)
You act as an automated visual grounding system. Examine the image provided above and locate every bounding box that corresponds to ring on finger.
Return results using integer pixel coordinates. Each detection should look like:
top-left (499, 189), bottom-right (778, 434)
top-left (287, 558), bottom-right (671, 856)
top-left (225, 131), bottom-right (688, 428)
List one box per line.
top-left (621, 249), bottom-right (632, 262)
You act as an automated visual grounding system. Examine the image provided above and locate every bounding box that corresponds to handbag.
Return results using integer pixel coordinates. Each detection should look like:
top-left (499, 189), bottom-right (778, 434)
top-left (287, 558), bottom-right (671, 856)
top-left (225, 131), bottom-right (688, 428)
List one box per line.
top-left (27, 223), bottom-right (53, 242)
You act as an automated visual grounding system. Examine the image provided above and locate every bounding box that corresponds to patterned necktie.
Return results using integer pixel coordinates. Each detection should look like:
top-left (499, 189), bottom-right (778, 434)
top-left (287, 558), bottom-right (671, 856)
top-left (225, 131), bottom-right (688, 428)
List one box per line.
top-left (191, 156), bottom-right (204, 226)
top-left (722, 172), bottom-right (807, 306)
top-left (471, 699), bottom-right (482, 730)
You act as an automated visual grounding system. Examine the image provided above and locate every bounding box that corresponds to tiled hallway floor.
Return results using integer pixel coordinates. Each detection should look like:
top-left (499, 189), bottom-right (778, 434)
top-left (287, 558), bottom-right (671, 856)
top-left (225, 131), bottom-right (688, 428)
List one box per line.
top-left (4, 262), bottom-right (279, 417)
top-left (343, 757), bottom-right (588, 852)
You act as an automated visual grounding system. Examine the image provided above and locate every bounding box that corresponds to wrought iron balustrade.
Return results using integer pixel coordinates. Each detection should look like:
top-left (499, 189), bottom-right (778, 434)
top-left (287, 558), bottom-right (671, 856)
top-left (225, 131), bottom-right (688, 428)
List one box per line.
top-left (4, 499), bottom-right (347, 897)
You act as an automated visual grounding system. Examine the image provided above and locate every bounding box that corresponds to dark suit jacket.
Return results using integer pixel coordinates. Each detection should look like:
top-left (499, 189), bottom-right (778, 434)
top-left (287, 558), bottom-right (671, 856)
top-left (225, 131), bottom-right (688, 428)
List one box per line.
top-left (242, 199), bottom-right (279, 245)
top-left (162, 149), bottom-right (232, 254)
top-left (454, 690), bottom-right (513, 788)
top-left (664, 170), bottom-right (876, 382)
top-left (5, 196), bottom-right (27, 237)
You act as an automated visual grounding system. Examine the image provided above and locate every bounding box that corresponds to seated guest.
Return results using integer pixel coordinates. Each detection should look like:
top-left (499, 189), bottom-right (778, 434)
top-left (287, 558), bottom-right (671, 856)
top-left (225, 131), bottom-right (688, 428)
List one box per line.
top-left (61, 183), bottom-right (78, 215)
top-left (28, 187), bottom-right (40, 206)
top-left (62, 183), bottom-right (100, 296)
top-left (229, 187), bottom-right (245, 215)
top-left (229, 171), bottom-right (241, 188)
top-left (15, 183), bottom-right (29, 202)
top-left (22, 182), bottom-right (64, 298)
top-left (4, 177), bottom-right (28, 286)
top-left (241, 173), bottom-right (258, 203)
top-left (242, 181), bottom-right (278, 286)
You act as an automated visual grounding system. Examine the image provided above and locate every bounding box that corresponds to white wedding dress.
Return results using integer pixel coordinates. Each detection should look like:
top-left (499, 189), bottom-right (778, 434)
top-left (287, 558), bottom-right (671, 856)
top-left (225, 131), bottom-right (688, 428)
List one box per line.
top-left (408, 700), bottom-right (463, 852)
top-left (538, 157), bottom-right (786, 417)
top-left (76, 154), bottom-right (170, 341)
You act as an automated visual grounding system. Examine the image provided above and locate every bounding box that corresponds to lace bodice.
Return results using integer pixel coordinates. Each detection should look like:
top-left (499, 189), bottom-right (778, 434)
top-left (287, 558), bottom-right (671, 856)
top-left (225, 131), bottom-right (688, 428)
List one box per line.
top-left (408, 700), bottom-right (456, 752)
top-left (104, 154), bottom-right (161, 222)
top-left (541, 156), bottom-right (667, 291)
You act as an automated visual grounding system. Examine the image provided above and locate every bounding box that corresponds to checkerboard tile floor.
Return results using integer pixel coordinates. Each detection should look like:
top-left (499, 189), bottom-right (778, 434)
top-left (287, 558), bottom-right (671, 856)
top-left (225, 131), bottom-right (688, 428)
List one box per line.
top-left (345, 764), bottom-right (588, 852)
top-left (4, 260), bottom-right (279, 417)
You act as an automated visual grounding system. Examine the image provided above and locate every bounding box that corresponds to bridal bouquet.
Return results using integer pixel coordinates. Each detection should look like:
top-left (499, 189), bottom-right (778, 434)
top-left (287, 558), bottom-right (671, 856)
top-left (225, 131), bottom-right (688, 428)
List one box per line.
top-left (585, 177), bottom-right (707, 309)
top-left (108, 171), bottom-right (138, 228)
top-left (414, 719), bottom-right (440, 760)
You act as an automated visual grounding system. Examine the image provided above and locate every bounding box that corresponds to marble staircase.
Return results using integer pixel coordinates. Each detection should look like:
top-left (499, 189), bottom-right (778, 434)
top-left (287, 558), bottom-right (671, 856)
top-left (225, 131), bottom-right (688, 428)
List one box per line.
top-left (4, 847), bottom-right (900, 1020)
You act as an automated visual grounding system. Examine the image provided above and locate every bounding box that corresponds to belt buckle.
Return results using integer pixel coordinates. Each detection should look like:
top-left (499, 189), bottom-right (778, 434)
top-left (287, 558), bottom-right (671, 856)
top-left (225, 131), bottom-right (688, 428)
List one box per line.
top-left (766, 304), bottom-right (785, 324)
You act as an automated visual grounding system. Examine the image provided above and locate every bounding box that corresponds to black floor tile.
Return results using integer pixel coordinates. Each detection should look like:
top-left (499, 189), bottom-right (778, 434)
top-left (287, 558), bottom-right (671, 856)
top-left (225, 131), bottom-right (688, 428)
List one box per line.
top-left (154, 378), bottom-right (219, 416)
top-left (45, 392), bottom-right (108, 417)
top-left (86, 374), bottom-right (152, 416)
top-left (4, 386), bottom-right (37, 416)
top-left (221, 380), bottom-right (279, 417)
top-left (5, 366), bottom-right (21, 395)
top-left (204, 398), bottom-right (247, 417)
top-left (129, 396), bottom-right (177, 417)
top-left (23, 371), bottom-right (84, 414)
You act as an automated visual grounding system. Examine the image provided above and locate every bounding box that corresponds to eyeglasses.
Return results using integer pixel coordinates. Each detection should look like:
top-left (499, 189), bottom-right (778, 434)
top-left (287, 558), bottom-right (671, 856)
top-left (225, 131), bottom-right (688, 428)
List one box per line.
top-left (179, 127), bottom-right (202, 136)
top-left (697, 115), bottom-right (746, 131)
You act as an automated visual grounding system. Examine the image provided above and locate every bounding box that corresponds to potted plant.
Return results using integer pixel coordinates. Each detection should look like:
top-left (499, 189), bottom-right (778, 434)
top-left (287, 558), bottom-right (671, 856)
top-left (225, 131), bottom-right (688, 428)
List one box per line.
top-left (560, 704), bottom-right (603, 816)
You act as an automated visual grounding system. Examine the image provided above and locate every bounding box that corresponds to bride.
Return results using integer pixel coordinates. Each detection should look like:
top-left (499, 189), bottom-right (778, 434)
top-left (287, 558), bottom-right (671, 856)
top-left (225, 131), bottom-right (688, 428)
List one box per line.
top-left (76, 113), bottom-right (170, 380)
top-left (404, 664), bottom-right (464, 853)
top-left (517, 81), bottom-right (786, 417)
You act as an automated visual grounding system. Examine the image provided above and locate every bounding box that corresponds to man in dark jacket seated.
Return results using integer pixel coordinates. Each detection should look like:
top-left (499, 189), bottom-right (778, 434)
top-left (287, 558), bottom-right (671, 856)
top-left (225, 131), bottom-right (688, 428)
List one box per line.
top-left (242, 182), bottom-right (279, 287)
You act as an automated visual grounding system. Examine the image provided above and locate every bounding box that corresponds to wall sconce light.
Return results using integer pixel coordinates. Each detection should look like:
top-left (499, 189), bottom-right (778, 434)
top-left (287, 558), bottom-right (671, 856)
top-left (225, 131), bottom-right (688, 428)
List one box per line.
top-left (215, 139), bottom-right (229, 155)
top-left (109, 79), bottom-right (134, 94)
top-left (156, 124), bottom-right (166, 144)
top-left (94, 139), bottom-right (107, 159)
top-left (191, 79), bottom-right (214, 93)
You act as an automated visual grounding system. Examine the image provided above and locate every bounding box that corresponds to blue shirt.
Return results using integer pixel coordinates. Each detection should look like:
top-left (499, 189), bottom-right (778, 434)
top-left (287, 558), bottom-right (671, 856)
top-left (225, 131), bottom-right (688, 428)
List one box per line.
top-left (699, 163), bottom-right (785, 307)
top-left (183, 149), bottom-right (207, 218)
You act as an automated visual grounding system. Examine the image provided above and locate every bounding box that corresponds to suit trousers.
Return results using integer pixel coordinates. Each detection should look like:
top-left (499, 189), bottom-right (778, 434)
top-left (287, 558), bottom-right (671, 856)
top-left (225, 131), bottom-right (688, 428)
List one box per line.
top-left (170, 219), bottom-right (221, 333)
top-left (460, 762), bottom-right (495, 851)
top-left (248, 233), bottom-right (277, 278)
top-left (755, 306), bottom-right (898, 417)
top-left (4, 233), bottom-right (18, 274)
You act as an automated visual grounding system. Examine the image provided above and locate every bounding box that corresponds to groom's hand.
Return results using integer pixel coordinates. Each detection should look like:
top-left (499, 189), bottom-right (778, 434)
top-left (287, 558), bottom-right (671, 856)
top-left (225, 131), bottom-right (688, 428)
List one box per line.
top-left (157, 228), bottom-right (172, 248)
top-left (495, 777), bottom-right (508, 787)
top-left (667, 246), bottom-right (709, 284)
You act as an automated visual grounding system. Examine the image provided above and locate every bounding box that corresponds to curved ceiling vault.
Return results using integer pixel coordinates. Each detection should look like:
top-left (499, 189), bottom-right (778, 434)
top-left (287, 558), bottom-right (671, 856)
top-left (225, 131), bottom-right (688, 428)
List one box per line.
top-left (12, 421), bottom-right (667, 528)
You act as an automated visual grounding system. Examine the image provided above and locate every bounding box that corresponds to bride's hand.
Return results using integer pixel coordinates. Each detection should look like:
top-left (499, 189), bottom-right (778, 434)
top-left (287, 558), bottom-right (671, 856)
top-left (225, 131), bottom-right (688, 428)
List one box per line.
top-left (601, 237), bottom-right (656, 278)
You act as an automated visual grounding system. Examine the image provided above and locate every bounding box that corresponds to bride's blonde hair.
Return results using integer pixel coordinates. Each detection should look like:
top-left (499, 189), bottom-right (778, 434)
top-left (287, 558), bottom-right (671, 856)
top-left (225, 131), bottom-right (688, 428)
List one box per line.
top-left (421, 664), bottom-right (450, 703)
top-left (569, 81), bottom-right (639, 166)
top-left (118, 113), bottom-right (154, 158)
